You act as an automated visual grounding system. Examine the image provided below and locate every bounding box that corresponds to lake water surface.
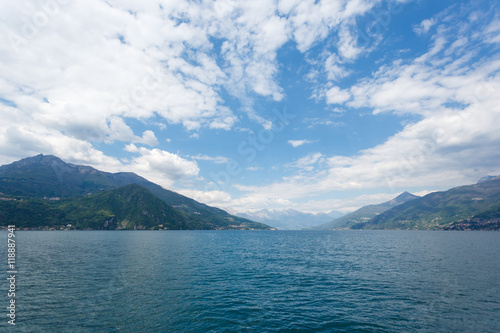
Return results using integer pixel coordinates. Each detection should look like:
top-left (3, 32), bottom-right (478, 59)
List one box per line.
top-left (2, 230), bottom-right (499, 332)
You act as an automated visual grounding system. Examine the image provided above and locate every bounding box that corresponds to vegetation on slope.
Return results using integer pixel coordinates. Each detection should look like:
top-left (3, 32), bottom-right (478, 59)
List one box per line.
top-left (0, 155), bottom-right (270, 230)
top-left (317, 192), bottom-right (419, 229)
top-left (355, 179), bottom-right (500, 230)
top-left (0, 184), bottom-right (270, 230)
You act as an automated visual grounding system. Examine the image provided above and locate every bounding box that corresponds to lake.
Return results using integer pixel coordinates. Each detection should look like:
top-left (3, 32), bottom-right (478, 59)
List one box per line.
top-left (2, 230), bottom-right (499, 332)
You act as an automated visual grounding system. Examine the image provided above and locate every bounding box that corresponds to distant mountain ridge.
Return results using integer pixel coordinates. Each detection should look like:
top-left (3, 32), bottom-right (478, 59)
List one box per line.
top-left (237, 208), bottom-right (345, 230)
top-left (356, 177), bottom-right (500, 230)
top-left (477, 175), bottom-right (499, 184)
top-left (0, 155), bottom-right (271, 230)
top-left (316, 192), bottom-right (420, 230)
top-left (3, 155), bottom-right (498, 230)
top-left (0, 154), bottom-right (144, 197)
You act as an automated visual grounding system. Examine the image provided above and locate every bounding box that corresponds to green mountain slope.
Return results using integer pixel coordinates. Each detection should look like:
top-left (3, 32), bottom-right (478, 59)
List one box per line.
top-left (0, 155), bottom-right (270, 230)
top-left (60, 184), bottom-right (191, 230)
top-left (316, 192), bottom-right (419, 229)
top-left (356, 178), bottom-right (500, 230)
top-left (0, 184), bottom-right (187, 229)
top-left (442, 202), bottom-right (500, 230)
top-left (0, 184), bottom-right (269, 230)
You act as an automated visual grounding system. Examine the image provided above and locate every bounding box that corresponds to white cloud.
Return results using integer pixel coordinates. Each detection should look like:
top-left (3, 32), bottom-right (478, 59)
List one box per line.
top-left (483, 19), bottom-right (500, 44)
top-left (124, 143), bottom-right (139, 153)
top-left (190, 154), bottom-right (230, 164)
top-left (125, 147), bottom-right (200, 187)
top-left (337, 23), bottom-right (363, 60)
top-left (1, 0), bottom-right (284, 140)
top-left (288, 139), bottom-right (315, 147)
top-left (279, 0), bottom-right (380, 53)
top-left (107, 117), bottom-right (158, 146)
top-left (0, 1), bottom-right (234, 137)
top-left (303, 118), bottom-right (345, 128)
top-left (326, 86), bottom-right (351, 104)
top-left (246, 166), bottom-right (263, 171)
top-left (286, 152), bottom-right (324, 171)
top-left (221, 194), bottom-right (293, 213)
top-left (414, 18), bottom-right (436, 35)
top-left (324, 53), bottom-right (351, 81)
top-left (140, 130), bottom-right (158, 146)
top-left (348, 16), bottom-right (500, 117)
top-left (177, 189), bottom-right (232, 205)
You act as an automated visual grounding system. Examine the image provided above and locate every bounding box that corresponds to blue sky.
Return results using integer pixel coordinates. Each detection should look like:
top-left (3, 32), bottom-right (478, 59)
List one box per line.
top-left (1, 0), bottom-right (499, 213)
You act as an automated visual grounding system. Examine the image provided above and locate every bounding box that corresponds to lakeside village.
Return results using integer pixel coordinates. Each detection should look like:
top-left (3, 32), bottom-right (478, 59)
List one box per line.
top-left (0, 225), bottom-right (274, 231)
top-left (0, 195), bottom-right (81, 231)
top-left (0, 225), bottom-right (173, 231)
top-left (0, 194), bottom-right (275, 231)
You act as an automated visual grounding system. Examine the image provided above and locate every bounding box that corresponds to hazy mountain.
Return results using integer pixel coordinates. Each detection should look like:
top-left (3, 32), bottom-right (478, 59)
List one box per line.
top-left (316, 192), bottom-right (420, 230)
top-left (477, 175), bottom-right (499, 184)
top-left (355, 177), bottom-right (500, 230)
top-left (237, 208), bottom-right (345, 230)
top-left (0, 154), bottom-right (270, 230)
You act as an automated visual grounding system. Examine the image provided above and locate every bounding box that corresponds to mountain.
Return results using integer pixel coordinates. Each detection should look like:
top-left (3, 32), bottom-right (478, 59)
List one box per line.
top-left (0, 155), bottom-right (271, 230)
top-left (477, 175), bottom-right (499, 184)
top-left (441, 202), bottom-right (500, 231)
top-left (355, 178), bottom-right (500, 230)
top-left (236, 208), bottom-right (345, 230)
top-left (316, 192), bottom-right (420, 229)
top-left (0, 184), bottom-right (186, 230)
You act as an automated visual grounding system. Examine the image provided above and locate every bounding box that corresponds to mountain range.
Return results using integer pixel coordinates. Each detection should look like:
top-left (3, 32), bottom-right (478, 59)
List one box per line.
top-left (316, 191), bottom-right (420, 230)
top-left (354, 176), bottom-right (500, 230)
top-left (0, 155), bottom-right (271, 230)
top-left (1, 154), bottom-right (499, 231)
top-left (236, 208), bottom-right (345, 230)
top-left (315, 176), bottom-right (500, 230)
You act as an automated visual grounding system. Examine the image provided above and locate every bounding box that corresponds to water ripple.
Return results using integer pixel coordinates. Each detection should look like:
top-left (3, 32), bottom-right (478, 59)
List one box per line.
top-left (1, 230), bottom-right (499, 332)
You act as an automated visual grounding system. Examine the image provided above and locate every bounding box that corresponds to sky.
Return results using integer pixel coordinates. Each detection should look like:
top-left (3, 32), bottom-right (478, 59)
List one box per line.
top-left (0, 0), bottom-right (499, 214)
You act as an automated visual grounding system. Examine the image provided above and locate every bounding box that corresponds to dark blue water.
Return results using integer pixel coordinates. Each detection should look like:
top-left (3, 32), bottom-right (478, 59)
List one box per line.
top-left (1, 230), bottom-right (499, 332)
